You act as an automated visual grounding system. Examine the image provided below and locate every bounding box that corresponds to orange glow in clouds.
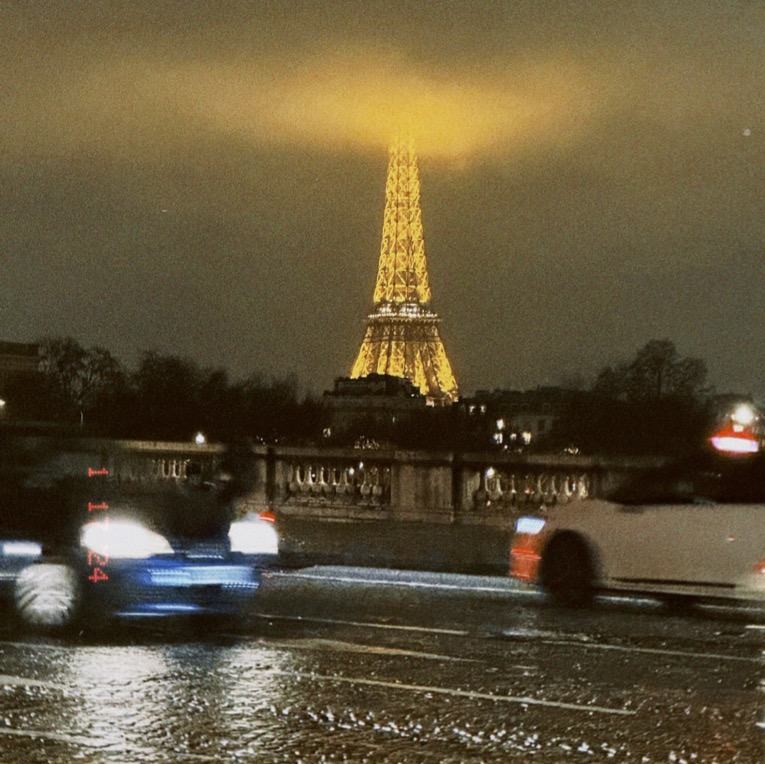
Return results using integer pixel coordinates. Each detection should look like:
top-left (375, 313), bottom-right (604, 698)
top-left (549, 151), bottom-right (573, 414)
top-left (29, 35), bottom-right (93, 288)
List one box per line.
top-left (227, 49), bottom-right (598, 159)
top-left (2, 45), bottom-right (600, 163)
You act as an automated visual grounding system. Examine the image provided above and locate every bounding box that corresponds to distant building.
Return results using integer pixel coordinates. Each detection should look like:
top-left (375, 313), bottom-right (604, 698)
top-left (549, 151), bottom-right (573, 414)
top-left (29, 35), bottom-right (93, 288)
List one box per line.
top-left (322, 373), bottom-right (427, 443)
top-left (457, 386), bottom-right (580, 449)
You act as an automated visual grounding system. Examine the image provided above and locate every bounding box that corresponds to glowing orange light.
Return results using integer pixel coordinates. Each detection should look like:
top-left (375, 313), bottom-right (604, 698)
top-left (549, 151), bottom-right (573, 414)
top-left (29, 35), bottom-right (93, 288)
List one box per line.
top-left (350, 138), bottom-right (458, 402)
top-left (510, 539), bottom-right (542, 582)
top-left (510, 518), bottom-right (546, 582)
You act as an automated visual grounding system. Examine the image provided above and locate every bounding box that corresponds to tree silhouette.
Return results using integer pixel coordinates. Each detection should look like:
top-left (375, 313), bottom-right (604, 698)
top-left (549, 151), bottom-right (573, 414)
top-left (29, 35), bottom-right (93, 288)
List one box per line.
top-left (7, 337), bottom-right (125, 427)
top-left (552, 340), bottom-right (713, 456)
top-left (595, 339), bottom-right (709, 402)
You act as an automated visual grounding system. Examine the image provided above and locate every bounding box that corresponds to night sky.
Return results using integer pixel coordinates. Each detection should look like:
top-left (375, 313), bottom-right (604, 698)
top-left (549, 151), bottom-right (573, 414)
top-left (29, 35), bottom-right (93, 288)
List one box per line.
top-left (3, 2), bottom-right (765, 399)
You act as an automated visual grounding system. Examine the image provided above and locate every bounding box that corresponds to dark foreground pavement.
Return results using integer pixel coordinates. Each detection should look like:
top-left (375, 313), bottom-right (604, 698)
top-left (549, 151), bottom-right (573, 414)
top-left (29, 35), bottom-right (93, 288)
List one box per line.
top-left (0, 567), bottom-right (762, 763)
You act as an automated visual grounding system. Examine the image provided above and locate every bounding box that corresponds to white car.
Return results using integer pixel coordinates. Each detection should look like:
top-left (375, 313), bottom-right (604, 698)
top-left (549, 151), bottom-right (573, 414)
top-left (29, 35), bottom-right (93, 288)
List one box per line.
top-left (510, 453), bottom-right (765, 607)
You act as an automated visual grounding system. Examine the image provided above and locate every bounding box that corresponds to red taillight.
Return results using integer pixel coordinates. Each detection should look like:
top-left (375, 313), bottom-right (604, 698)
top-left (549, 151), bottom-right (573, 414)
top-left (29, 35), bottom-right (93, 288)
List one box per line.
top-left (754, 558), bottom-right (765, 575)
top-left (710, 428), bottom-right (759, 454)
top-left (510, 517), bottom-right (546, 582)
top-left (510, 537), bottom-right (542, 582)
top-left (258, 511), bottom-right (276, 523)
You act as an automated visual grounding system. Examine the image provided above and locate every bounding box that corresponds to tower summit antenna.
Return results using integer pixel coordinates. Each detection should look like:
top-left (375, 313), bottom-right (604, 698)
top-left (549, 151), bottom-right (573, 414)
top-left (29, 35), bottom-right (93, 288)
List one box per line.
top-left (350, 137), bottom-right (458, 404)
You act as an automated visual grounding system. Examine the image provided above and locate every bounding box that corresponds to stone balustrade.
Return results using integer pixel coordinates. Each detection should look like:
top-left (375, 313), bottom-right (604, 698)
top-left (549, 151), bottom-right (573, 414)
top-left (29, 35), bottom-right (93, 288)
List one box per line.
top-left (18, 437), bottom-right (658, 572)
top-left (97, 441), bottom-right (656, 525)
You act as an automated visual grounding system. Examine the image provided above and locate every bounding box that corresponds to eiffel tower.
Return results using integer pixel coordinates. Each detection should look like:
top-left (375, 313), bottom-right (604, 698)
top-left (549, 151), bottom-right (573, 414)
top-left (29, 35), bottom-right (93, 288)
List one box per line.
top-left (350, 137), bottom-right (458, 404)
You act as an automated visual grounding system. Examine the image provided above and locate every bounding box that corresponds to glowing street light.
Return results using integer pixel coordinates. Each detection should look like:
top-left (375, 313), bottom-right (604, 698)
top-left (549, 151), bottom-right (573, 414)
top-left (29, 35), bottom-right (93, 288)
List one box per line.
top-left (711, 401), bottom-right (761, 454)
top-left (194, 432), bottom-right (206, 446)
top-left (732, 403), bottom-right (756, 427)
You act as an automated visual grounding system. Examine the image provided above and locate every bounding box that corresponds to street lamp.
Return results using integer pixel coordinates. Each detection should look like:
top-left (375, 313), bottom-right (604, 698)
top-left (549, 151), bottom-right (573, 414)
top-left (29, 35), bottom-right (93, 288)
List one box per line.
top-left (194, 432), bottom-right (206, 446)
top-left (711, 402), bottom-right (760, 454)
top-left (732, 403), bottom-right (756, 427)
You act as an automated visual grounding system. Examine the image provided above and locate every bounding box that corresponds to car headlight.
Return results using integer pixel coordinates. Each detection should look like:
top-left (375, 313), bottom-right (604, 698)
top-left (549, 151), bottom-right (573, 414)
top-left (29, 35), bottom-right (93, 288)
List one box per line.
top-left (81, 518), bottom-right (173, 559)
top-left (515, 516), bottom-right (546, 535)
top-left (1, 541), bottom-right (42, 558)
top-left (228, 516), bottom-right (279, 555)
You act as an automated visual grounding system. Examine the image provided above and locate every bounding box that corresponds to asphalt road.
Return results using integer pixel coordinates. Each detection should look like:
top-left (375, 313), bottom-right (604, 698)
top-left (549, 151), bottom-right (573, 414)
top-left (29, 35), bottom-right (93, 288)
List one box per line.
top-left (0, 568), bottom-right (762, 763)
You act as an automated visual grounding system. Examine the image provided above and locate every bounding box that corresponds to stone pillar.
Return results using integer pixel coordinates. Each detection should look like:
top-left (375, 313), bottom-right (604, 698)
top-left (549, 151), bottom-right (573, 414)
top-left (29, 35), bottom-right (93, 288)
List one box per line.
top-left (390, 451), bottom-right (453, 522)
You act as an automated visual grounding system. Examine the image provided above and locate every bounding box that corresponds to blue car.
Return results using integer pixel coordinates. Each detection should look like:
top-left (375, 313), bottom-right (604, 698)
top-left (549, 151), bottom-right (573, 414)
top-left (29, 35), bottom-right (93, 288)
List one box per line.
top-left (4, 508), bottom-right (279, 631)
top-left (0, 435), bottom-right (280, 632)
top-left (0, 427), bottom-right (279, 631)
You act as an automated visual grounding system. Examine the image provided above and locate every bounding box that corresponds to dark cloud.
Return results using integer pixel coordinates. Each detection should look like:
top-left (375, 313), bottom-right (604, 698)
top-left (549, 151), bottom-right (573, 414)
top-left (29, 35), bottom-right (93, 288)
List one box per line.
top-left (2, 1), bottom-right (765, 398)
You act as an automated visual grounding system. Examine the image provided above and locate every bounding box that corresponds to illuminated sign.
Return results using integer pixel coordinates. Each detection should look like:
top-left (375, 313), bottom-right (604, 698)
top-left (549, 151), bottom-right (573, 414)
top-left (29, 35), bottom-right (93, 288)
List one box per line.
top-left (86, 467), bottom-right (110, 582)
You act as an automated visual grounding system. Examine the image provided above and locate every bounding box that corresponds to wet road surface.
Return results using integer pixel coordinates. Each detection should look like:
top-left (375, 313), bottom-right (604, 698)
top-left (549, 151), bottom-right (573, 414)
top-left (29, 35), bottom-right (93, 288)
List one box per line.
top-left (0, 567), bottom-right (762, 763)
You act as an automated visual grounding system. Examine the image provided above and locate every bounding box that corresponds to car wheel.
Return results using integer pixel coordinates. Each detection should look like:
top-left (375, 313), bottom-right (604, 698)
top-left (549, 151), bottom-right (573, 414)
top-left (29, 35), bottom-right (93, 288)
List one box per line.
top-left (13, 563), bottom-right (81, 631)
top-left (540, 534), bottom-right (594, 608)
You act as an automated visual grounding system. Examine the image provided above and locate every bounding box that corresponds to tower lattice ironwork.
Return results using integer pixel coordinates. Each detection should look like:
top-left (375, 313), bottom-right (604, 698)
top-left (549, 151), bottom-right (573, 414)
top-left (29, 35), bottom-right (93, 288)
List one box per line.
top-left (350, 137), bottom-right (458, 404)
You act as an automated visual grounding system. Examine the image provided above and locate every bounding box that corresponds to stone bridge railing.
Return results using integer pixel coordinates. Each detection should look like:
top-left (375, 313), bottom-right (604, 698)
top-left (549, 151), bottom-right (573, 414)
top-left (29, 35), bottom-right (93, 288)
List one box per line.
top-left (9, 437), bottom-right (660, 571)
top-left (87, 440), bottom-right (657, 527)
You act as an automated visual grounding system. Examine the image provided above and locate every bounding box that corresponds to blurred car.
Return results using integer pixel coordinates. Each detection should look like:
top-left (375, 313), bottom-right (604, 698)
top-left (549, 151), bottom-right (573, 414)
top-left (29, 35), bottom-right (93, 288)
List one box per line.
top-left (3, 509), bottom-right (279, 631)
top-left (0, 437), bottom-right (280, 631)
top-left (510, 451), bottom-right (765, 607)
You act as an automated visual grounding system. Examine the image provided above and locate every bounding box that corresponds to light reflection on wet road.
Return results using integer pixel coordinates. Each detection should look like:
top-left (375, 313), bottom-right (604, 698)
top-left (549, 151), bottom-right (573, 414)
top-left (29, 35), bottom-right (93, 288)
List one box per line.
top-left (0, 567), bottom-right (762, 763)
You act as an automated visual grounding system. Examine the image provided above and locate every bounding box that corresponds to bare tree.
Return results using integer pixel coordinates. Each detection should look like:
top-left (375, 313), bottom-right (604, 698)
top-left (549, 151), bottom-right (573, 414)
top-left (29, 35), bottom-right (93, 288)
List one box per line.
top-left (39, 337), bottom-right (123, 426)
top-left (595, 339), bottom-right (709, 402)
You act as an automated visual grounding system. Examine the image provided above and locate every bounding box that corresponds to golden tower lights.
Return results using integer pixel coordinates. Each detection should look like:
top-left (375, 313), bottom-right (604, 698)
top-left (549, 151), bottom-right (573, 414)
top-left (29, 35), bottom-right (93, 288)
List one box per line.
top-left (351, 137), bottom-right (458, 404)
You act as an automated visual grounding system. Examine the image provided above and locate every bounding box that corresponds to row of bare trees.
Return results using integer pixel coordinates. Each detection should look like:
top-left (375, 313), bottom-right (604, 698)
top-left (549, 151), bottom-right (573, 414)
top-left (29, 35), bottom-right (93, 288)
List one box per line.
top-left (5, 337), bottom-right (321, 443)
top-left (4, 336), bottom-right (722, 455)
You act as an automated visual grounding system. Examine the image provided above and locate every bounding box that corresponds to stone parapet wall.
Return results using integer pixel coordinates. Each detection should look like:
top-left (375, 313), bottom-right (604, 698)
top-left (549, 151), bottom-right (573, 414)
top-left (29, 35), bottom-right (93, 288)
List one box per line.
top-left (99, 440), bottom-right (659, 522)
top-left (27, 438), bottom-right (659, 572)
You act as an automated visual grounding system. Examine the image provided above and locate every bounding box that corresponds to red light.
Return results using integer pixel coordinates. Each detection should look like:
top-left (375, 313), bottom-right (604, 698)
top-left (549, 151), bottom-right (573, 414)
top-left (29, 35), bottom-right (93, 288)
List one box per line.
top-left (88, 567), bottom-right (109, 583)
top-left (258, 511), bottom-right (276, 523)
top-left (710, 429), bottom-right (759, 454)
top-left (87, 465), bottom-right (110, 586)
top-left (510, 535), bottom-right (543, 582)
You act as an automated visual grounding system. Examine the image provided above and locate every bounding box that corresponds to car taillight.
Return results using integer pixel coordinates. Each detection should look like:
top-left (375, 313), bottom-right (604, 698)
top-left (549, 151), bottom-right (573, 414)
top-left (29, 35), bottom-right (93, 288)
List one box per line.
top-left (258, 511), bottom-right (276, 523)
top-left (510, 516), bottom-right (546, 582)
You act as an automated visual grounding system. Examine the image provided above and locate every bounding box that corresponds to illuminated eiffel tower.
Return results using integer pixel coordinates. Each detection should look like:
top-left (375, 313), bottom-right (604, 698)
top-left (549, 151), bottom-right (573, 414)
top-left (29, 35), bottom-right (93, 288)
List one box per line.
top-left (350, 137), bottom-right (458, 404)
